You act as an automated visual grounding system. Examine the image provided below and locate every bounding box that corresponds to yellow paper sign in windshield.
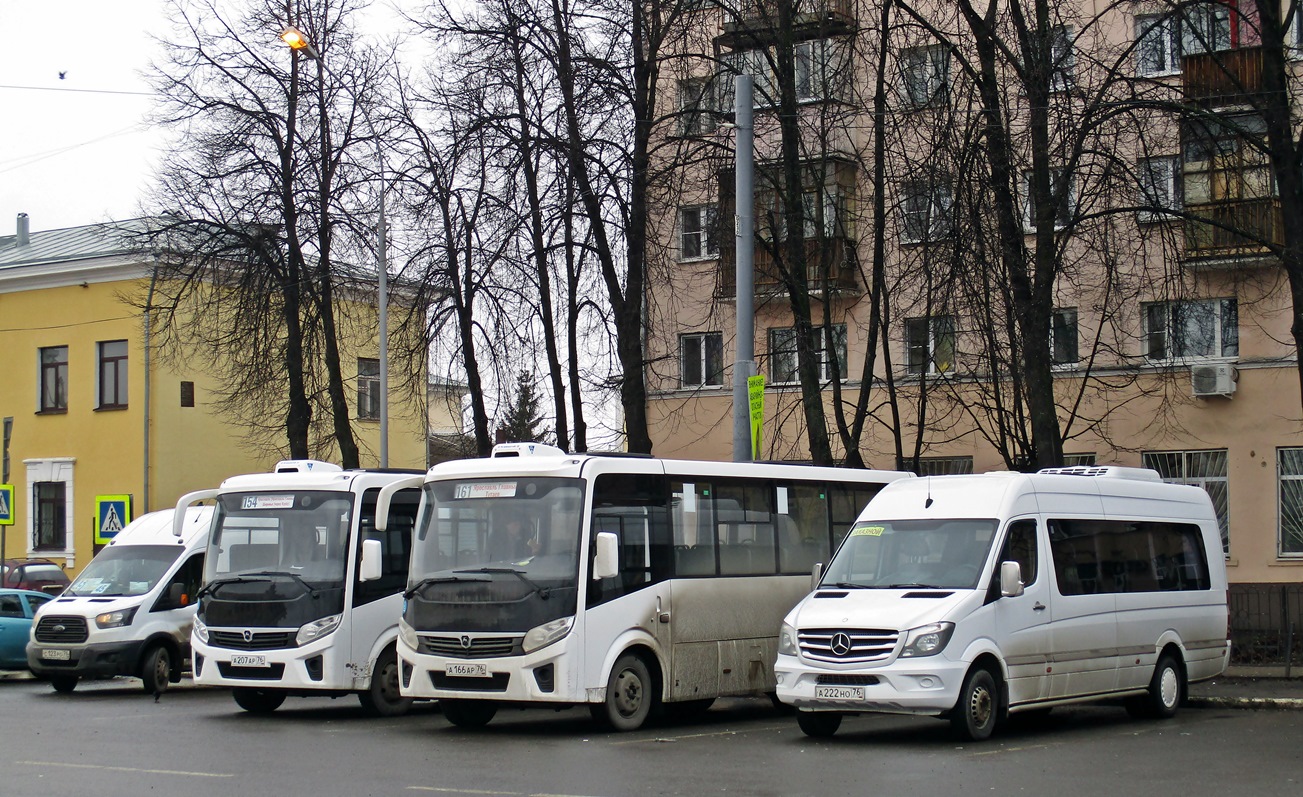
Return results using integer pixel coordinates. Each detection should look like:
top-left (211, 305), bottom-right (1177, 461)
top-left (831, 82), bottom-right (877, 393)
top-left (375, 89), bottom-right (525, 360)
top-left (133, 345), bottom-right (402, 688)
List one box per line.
top-left (851, 525), bottom-right (885, 537)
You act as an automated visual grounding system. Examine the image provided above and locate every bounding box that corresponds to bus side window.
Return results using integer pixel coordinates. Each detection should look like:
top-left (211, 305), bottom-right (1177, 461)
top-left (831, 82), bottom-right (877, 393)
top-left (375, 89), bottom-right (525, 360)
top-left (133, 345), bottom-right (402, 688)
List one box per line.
top-left (355, 487), bottom-right (418, 606)
top-left (587, 473), bottom-right (669, 608)
top-left (779, 483), bottom-right (831, 574)
top-left (672, 481), bottom-right (718, 576)
top-left (997, 519), bottom-right (1038, 592)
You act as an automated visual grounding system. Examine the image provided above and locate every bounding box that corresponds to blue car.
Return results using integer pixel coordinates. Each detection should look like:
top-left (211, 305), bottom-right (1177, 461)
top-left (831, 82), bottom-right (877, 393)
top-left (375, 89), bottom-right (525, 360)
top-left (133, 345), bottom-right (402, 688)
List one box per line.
top-left (0, 589), bottom-right (54, 670)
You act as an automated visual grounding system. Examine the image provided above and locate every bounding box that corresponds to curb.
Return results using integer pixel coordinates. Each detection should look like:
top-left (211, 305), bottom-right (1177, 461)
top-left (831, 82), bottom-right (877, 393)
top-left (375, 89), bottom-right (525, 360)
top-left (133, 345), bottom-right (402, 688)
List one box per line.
top-left (1188, 696), bottom-right (1303, 711)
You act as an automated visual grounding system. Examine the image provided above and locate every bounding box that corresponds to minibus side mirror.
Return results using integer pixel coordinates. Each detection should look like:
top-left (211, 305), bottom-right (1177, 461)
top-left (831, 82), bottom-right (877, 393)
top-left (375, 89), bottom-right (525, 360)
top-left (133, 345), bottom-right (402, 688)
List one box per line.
top-left (811, 562), bottom-right (824, 592)
top-left (168, 583), bottom-right (185, 607)
top-left (1000, 561), bottom-right (1025, 598)
top-left (359, 539), bottom-right (383, 582)
top-left (592, 532), bottom-right (619, 580)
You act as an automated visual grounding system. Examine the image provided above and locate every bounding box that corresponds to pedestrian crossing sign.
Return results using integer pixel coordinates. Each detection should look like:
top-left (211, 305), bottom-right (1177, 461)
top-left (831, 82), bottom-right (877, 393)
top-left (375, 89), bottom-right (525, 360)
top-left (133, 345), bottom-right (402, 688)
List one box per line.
top-left (95, 495), bottom-right (132, 544)
top-left (0, 484), bottom-right (13, 526)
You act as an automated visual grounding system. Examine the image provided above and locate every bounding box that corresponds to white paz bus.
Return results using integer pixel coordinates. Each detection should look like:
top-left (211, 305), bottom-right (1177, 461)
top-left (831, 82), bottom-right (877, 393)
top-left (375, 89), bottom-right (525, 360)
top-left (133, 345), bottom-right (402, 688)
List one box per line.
top-left (377, 445), bottom-right (911, 730)
top-left (774, 466), bottom-right (1230, 740)
top-left (175, 461), bottom-right (423, 715)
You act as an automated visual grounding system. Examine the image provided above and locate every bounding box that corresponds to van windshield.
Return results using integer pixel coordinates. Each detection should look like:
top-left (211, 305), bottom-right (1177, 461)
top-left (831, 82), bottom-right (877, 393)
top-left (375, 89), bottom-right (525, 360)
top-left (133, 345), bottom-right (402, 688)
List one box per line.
top-left (66, 546), bottom-right (183, 597)
top-left (822, 519), bottom-right (998, 590)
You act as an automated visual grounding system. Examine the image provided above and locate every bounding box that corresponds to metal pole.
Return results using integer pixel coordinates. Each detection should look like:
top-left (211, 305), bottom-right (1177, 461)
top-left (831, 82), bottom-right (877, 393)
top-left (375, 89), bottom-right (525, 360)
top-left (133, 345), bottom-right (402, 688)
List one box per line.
top-left (732, 74), bottom-right (755, 463)
top-left (378, 176), bottom-right (389, 468)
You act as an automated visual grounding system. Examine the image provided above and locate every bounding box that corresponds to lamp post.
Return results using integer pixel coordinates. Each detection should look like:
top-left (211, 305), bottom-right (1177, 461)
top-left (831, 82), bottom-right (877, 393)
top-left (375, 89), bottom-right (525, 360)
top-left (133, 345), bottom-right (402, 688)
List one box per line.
top-left (281, 25), bottom-right (390, 467)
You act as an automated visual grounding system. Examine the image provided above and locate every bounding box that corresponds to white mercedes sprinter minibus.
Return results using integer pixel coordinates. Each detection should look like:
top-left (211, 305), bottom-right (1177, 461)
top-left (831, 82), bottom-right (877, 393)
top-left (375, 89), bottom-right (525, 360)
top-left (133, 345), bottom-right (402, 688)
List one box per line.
top-left (774, 466), bottom-right (1230, 741)
top-left (27, 506), bottom-right (213, 694)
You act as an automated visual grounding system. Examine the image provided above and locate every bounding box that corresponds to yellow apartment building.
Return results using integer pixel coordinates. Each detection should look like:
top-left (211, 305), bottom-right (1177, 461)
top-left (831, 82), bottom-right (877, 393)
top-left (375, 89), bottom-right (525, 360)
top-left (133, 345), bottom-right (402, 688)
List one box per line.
top-left (644, 0), bottom-right (1303, 605)
top-left (0, 214), bottom-right (428, 575)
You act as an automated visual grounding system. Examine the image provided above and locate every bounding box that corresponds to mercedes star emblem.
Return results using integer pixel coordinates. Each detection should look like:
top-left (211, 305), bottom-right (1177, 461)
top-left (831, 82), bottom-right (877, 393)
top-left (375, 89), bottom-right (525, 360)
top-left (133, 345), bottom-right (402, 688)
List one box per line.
top-left (831, 632), bottom-right (853, 657)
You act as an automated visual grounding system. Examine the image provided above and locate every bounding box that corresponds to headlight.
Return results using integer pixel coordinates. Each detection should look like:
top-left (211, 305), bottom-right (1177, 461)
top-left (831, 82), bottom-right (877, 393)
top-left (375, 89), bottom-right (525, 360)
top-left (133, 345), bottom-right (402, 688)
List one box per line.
top-left (522, 616), bottom-right (573, 653)
top-left (899, 622), bottom-right (955, 657)
top-left (296, 613), bottom-right (342, 646)
top-left (193, 613), bottom-right (209, 643)
top-left (398, 617), bottom-right (418, 650)
top-left (778, 622), bottom-right (798, 656)
top-left (95, 607), bottom-right (138, 629)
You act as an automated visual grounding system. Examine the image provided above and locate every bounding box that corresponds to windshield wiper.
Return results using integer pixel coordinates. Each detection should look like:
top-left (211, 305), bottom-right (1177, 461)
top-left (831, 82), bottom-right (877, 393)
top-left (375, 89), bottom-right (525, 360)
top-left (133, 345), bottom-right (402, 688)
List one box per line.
top-left (404, 573), bottom-right (490, 599)
top-left (194, 574), bottom-right (269, 600)
top-left (241, 570), bottom-right (323, 598)
top-left (884, 582), bottom-right (943, 590)
top-left (457, 567), bottom-right (553, 600)
top-left (827, 582), bottom-right (874, 589)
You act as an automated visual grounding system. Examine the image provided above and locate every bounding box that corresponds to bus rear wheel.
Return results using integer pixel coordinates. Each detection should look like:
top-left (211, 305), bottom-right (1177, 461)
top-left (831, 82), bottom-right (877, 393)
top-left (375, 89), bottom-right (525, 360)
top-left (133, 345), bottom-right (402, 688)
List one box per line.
top-left (358, 647), bottom-right (413, 717)
top-left (232, 687), bottom-right (286, 714)
top-left (592, 653), bottom-right (655, 731)
top-left (441, 699), bottom-right (497, 728)
top-left (1126, 652), bottom-right (1183, 720)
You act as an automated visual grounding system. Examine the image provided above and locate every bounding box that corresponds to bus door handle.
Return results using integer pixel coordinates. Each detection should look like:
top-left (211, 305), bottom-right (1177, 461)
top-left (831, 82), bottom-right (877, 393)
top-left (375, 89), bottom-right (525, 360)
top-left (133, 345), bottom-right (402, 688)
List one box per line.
top-left (1033, 602), bottom-right (1046, 612)
top-left (656, 596), bottom-right (670, 624)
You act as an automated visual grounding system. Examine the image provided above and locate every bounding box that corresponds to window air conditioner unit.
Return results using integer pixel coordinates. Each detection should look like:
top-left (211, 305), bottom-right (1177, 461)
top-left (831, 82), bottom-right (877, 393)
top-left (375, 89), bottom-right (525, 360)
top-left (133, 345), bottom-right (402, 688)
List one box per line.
top-left (1191, 363), bottom-right (1236, 398)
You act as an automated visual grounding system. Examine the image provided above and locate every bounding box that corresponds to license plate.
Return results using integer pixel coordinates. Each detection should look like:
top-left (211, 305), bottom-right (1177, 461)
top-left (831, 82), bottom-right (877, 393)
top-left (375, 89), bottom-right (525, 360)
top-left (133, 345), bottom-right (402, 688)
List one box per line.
top-left (41, 648), bottom-right (71, 661)
top-left (815, 685), bottom-right (864, 701)
top-left (231, 654), bottom-right (268, 667)
top-left (446, 662), bottom-right (488, 678)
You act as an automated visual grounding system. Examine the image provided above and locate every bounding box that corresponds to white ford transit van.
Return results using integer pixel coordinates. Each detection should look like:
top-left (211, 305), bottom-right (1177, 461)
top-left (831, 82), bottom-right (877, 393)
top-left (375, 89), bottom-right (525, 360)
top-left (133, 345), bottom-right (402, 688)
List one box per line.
top-left (27, 507), bottom-right (212, 694)
top-left (774, 467), bottom-right (1230, 740)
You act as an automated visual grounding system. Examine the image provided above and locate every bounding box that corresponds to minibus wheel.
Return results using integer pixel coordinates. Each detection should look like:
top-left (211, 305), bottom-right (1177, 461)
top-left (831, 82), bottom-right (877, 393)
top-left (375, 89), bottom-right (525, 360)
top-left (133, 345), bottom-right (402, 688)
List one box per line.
top-left (140, 644), bottom-right (172, 695)
top-left (1126, 652), bottom-right (1183, 720)
top-left (441, 699), bottom-right (497, 728)
top-left (591, 653), bottom-right (655, 731)
top-left (232, 687), bottom-right (286, 713)
top-left (49, 675), bottom-right (77, 694)
top-left (951, 667), bottom-right (999, 741)
top-left (358, 646), bottom-right (413, 717)
top-left (796, 709), bottom-right (842, 737)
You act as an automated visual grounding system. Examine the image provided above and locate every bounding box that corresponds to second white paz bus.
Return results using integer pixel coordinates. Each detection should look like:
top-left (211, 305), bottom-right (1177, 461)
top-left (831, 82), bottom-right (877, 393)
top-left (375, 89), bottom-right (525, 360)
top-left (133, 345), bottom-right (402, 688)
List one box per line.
top-left (377, 444), bottom-right (911, 731)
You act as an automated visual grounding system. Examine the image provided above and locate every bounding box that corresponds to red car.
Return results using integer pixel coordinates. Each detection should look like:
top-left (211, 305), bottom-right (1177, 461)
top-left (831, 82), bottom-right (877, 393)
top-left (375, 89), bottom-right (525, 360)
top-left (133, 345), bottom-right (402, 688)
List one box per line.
top-left (1, 559), bottom-right (70, 595)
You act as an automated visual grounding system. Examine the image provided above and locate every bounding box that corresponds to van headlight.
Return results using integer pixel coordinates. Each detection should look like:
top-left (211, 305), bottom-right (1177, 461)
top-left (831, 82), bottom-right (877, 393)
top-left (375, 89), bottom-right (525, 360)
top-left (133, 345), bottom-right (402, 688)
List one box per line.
top-left (522, 616), bottom-right (573, 653)
top-left (899, 622), bottom-right (955, 657)
top-left (778, 622), bottom-right (798, 656)
top-left (398, 617), bottom-right (419, 651)
top-left (95, 607), bottom-right (138, 629)
top-left (296, 614), bottom-right (342, 646)
top-left (193, 613), bottom-right (209, 643)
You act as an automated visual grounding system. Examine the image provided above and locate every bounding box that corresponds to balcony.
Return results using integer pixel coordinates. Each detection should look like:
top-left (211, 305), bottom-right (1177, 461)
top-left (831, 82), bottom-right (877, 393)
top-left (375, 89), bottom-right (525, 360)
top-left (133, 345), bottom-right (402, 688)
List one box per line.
top-left (1183, 197), bottom-right (1282, 262)
top-left (717, 235), bottom-right (861, 296)
top-left (1183, 46), bottom-right (1265, 107)
top-left (717, 0), bottom-right (856, 49)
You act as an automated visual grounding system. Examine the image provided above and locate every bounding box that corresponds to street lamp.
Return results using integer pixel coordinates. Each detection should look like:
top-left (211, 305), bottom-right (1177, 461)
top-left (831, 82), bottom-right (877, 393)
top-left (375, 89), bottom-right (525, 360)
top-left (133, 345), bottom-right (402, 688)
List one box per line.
top-left (280, 25), bottom-right (390, 467)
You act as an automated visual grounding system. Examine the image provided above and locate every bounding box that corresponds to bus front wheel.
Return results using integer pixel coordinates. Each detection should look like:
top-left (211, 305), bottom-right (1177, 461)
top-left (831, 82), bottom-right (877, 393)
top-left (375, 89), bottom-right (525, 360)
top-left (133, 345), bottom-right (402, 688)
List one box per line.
top-left (951, 667), bottom-right (1000, 741)
top-left (358, 647), bottom-right (413, 717)
top-left (232, 687), bottom-right (286, 714)
top-left (441, 699), bottom-right (497, 728)
top-left (592, 653), bottom-right (655, 731)
top-left (796, 709), bottom-right (842, 737)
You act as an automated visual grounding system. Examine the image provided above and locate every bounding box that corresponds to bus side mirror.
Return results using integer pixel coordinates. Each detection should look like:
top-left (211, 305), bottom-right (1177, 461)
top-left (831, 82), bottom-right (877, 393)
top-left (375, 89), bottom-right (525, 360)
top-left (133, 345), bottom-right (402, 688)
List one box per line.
top-left (1000, 561), bottom-right (1024, 598)
top-left (359, 539), bottom-right (383, 582)
top-left (810, 562), bottom-right (824, 592)
top-left (592, 532), bottom-right (619, 580)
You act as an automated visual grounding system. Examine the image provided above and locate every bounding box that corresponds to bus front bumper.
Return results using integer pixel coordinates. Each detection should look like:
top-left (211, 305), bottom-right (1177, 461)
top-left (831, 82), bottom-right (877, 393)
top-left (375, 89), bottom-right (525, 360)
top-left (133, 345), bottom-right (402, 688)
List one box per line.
top-left (774, 653), bottom-right (967, 716)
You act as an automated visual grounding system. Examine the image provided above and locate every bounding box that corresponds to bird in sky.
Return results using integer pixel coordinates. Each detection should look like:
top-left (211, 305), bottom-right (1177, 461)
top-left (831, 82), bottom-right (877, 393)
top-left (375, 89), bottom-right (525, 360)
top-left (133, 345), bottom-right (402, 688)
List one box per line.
top-left (58, 71), bottom-right (67, 80)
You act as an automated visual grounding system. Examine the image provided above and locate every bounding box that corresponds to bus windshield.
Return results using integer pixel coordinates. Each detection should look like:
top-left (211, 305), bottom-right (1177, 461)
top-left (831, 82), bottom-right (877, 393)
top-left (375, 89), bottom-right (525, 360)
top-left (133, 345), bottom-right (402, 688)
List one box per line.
top-left (65, 545), bottom-right (182, 597)
top-left (822, 518), bottom-right (999, 590)
top-left (206, 491), bottom-right (354, 590)
top-left (412, 477), bottom-right (584, 579)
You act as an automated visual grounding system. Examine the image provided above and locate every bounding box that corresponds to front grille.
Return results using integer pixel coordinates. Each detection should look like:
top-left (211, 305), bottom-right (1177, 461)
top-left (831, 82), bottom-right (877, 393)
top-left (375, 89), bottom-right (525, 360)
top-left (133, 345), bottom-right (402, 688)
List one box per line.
top-left (430, 671), bottom-right (510, 692)
top-left (418, 634), bottom-right (522, 658)
top-left (209, 630), bottom-right (295, 650)
top-left (816, 673), bottom-right (881, 686)
top-left (799, 628), bottom-right (899, 663)
top-left (217, 662), bottom-right (286, 680)
top-left (35, 615), bottom-right (89, 644)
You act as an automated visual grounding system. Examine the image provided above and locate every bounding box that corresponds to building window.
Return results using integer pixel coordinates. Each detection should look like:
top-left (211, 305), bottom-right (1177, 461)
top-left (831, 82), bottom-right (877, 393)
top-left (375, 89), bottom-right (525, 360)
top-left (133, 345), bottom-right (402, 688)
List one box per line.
top-left (1050, 26), bottom-right (1075, 92)
top-left (1136, 14), bottom-right (1180, 76)
top-left (678, 77), bottom-right (716, 136)
top-left (1277, 448), bottom-right (1303, 557)
top-left (901, 44), bottom-right (949, 108)
top-left (900, 179), bottom-right (953, 243)
top-left (97, 340), bottom-right (128, 409)
top-left (1183, 1), bottom-right (1233, 55)
top-left (1063, 453), bottom-right (1097, 466)
top-left (180, 381), bottom-right (195, 408)
top-left (906, 315), bottom-right (956, 375)
top-left (768, 325), bottom-right (847, 384)
top-left (681, 332), bottom-right (724, 388)
top-left (1022, 168), bottom-right (1074, 231)
top-left (794, 38), bottom-right (851, 103)
top-left (1051, 308), bottom-right (1079, 366)
top-left (39, 346), bottom-right (68, 413)
top-left (1138, 156), bottom-right (1182, 222)
top-left (1144, 298), bottom-right (1238, 360)
top-left (911, 456), bottom-right (974, 475)
top-left (358, 358), bottom-right (380, 420)
top-left (679, 205), bottom-right (719, 260)
top-left (34, 481), bottom-right (67, 551)
top-left (1143, 449), bottom-right (1229, 555)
